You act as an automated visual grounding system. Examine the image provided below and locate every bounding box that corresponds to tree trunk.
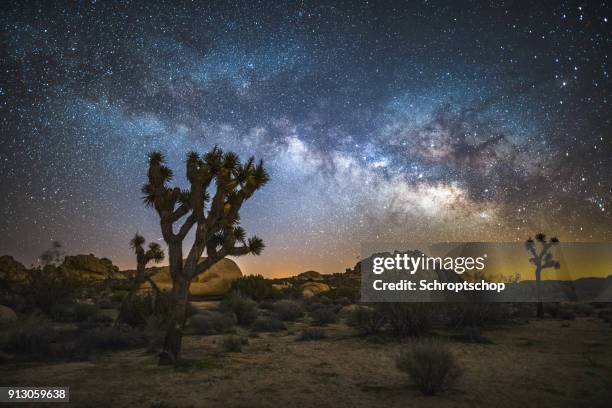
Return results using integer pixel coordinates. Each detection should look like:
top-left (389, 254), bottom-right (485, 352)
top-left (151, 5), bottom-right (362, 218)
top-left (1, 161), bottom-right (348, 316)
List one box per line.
top-left (116, 283), bottom-right (139, 326)
top-left (159, 272), bottom-right (190, 365)
top-left (115, 265), bottom-right (145, 326)
top-left (147, 276), bottom-right (161, 310)
top-left (535, 267), bottom-right (543, 318)
top-left (159, 242), bottom-right (187, 365)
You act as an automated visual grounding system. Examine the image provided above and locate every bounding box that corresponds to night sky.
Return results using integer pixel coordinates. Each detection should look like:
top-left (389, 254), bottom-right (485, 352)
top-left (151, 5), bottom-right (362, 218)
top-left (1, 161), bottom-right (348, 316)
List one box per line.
top-left (1, 0), bottom-right (610, 276)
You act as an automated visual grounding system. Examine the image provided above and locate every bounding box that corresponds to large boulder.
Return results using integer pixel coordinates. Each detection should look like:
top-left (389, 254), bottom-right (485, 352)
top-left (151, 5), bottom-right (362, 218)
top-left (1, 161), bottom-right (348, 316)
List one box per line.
top-left (272, 282), bottom-right (292, 291)
top-left (296, 270), bottom-right (325, 281)
top-left (300, 281), bottom-right (331, 298)
top-left (151, 258), bottom-right (243, 297)
top-left (0, 305), bottom-right (17, 323)
top-left (62, 254), bottom-right (120, 279)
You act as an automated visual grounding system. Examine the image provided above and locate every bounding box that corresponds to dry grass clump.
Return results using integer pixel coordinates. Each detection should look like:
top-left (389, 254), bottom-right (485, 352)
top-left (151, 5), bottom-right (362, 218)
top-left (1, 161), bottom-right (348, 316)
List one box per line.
top-left (396, 340), bottom-right (462, 396)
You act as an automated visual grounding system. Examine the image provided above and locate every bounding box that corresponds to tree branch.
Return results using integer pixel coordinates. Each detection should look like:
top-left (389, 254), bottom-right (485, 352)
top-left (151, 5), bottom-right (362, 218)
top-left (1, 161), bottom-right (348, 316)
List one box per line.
top-left (177, 214), bottom-right (196, 240)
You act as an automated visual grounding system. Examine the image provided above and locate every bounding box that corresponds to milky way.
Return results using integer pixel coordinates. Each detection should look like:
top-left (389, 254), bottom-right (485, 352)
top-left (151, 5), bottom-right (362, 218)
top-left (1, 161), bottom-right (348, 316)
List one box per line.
top-left (1, 1), bottom-right (610, 276)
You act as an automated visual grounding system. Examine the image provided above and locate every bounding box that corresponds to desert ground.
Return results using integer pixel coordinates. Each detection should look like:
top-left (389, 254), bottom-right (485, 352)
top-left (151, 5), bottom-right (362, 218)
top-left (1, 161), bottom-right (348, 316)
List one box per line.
top-left (3, 308), bottom-right (612, 408)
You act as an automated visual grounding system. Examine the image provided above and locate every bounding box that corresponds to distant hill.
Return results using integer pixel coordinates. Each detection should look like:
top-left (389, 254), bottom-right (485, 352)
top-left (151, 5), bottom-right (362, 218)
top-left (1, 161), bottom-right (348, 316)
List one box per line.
top-left (502, 276), bottom-right (612, 302)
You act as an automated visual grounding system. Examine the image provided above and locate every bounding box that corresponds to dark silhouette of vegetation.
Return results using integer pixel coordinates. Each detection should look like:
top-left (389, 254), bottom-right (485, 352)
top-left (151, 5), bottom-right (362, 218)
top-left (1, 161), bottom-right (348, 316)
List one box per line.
top-left (378, 303), bottom-right (434, 337)
top-left (222, 335), bottom-right (247, 352)
top-left (444, 303), bottom-right (516, 328)
top-left (298, 327), bottom-right (327, 341)
top-left (309, 306), bottom-right (338, 326)
top-left (219, 293), bottom-right (258, 325)
top-left (117, 290), bottom-right (174, 327)
top-left (142, 148), bottom-right (268, 364)
top-left (271, 299), bottom-right (303, 321)
top-left (396, 341), bottom-right (462, 396)
top-left (346, 306), bottom-right (387, 335)
top-left (39, 241), bottom-right (64, 266)
top-left (189, 311), bottom-right (235, 335)
top-left (525, 233), bottom-right (560, 318)
top-left (230, 274), bottom-right (281, 301)
top-left (3, 316), bottom-right (59, 359)
top-left (251, 316), bottom-right (286, 332)
top-left (116, 234), bottom-right (164, 326)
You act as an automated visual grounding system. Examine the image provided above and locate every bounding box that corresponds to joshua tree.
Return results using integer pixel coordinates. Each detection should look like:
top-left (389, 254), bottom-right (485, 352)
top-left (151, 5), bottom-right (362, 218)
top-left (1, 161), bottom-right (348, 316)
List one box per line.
top-left (40, 241), bottom-right (64, 266)
top-left (525, 233), bottom-right (560, 318)
top-left (143, 148), bottom-right (268, 364)
top-left (116, 234), bottom-right (165, 325)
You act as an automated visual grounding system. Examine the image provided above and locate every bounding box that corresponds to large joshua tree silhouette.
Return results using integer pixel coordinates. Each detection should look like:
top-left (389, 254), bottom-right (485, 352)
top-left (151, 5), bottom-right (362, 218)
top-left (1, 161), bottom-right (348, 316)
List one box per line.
top-left (143, 148), bottom-right (268, 364)
top-left (116, 234), bottom-right (165, 326)
top-left (525, 233), bottom-right (560, 318)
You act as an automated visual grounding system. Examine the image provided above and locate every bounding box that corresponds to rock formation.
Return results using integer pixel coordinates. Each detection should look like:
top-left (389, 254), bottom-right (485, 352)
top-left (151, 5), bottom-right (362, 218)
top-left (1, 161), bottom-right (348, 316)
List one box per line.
top-left (296, 270), bottom-right (325, 281)
top-left (0, 255), bottom-right (28, 282)
top-left (62, 254), bottom-right (121, 280)
top-left (150, 258), bottom-right (243, 297)
top-left (300, 281), bottom-right (331, 298)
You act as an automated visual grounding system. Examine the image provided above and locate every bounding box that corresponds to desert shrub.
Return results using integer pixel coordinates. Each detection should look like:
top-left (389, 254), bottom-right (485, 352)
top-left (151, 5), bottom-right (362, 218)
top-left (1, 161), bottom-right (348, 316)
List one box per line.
top-left (189, 311), bottom-right (235, 335)
top-left (252, 316), bottom-right (286, 332)
top-left (304, 298), bottom-right (324, 313)
top-left (545, 303), bottom-right (577, 320)
top-left (298, 328), bottom-right (326, 341)
top-left (79, 326), bottom-right (146, 351)
top-left (73, 303), bottom-right (102, 322)
top-left (396, 341), bottom-right (461, 396)
top-left (49, 303), bottom-right (76, 322)
top-left (219, 294), bottom-right (258, 325)
top-left (3, 316), bottom-right (58, 357)
top-left (119, 290), bottom-right (173, 327)
top-left (378, 303), bottom-right (434, 337)
top-left (272, 300), bottom-right (303, 321)
top-left (258, 300), bottom-right (275, 311)
top-left (230, 275), bottom-right (281, 302)
top-left (324, 282), bottom-right (360, 303)
top-left (310, 307), bottom-right (338, 326)
top-left (444, 303), bottom-right (514, 328)
top-left (544, 303), bottom-right (560, 318)
top-left (222, 335), bottom-right (247, 352)
top-left (453, 326), bottom-right (491, 344)
top-left (597, 309), bottom-right (612, 323)
top-left (0, 289), bottom-right (27, 313)
top-left (347, 306), bottom-right (387, 335)
top-left (572, 303), bottom-right (594, 317)
top-left (23, 265), bottom-right (83, 314)
top-left (109, 290), bottom-right (127, 304)
top-left (557, 307), bottom-right (576, 320)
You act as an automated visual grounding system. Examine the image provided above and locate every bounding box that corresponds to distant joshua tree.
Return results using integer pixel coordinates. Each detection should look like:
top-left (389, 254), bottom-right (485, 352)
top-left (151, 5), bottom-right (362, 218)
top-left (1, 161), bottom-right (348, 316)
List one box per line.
top-left (525, 233), bottom-right (560, 318)
top-left (143, 148), bottom-right (268, 364)
top-left (40, 241), bottom-right (64, 266)
top-left (116, 234), bottom-right (165, 325)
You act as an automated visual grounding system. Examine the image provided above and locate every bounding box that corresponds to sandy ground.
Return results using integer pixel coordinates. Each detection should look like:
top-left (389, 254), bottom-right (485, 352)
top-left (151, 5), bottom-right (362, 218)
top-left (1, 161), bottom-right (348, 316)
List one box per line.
top-left (2, 316), bottom-right (612, 408)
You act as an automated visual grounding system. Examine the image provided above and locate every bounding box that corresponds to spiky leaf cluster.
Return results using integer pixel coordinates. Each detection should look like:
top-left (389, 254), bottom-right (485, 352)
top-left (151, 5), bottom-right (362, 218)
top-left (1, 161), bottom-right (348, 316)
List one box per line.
top-left (525, 233), bottom-right (560, 270)
top-left (143, 147), bottom-right (269, 278)
top-left (130, 233), bottom-right (165, 266)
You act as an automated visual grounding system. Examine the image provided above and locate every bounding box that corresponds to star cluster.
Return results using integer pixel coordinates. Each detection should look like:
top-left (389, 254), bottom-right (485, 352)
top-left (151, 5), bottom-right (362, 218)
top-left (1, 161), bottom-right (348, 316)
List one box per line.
top-left (1, 0), bottom-right (610, 276)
